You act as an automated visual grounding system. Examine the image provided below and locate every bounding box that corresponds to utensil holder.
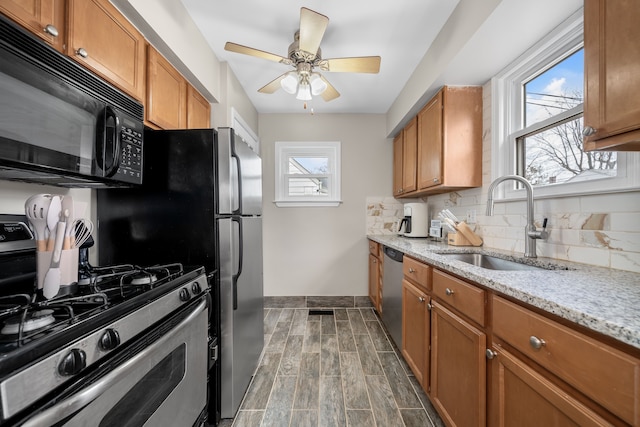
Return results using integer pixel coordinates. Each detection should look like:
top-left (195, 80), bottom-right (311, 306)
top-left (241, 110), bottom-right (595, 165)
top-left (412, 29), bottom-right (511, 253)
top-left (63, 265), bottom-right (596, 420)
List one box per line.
top-left (447, 232), bottom-right (474, 246)
top-left (36, 248), bottom-right (79, 299)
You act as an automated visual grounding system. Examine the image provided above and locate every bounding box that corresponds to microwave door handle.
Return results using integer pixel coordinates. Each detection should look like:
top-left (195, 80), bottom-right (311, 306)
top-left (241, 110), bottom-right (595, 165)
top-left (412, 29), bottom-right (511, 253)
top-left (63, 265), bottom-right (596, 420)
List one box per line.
top-left (103, 106), bottom-right (121, 177)
top-left (232, 217), bottom-right (243, 310)
top-left (21, 299), bottom-right (207, 427)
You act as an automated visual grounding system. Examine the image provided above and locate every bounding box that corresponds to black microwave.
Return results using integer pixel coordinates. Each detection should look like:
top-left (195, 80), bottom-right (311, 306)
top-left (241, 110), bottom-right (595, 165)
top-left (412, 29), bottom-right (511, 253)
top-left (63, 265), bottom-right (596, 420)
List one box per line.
top-left (0, 15), bottom-right (143, 187)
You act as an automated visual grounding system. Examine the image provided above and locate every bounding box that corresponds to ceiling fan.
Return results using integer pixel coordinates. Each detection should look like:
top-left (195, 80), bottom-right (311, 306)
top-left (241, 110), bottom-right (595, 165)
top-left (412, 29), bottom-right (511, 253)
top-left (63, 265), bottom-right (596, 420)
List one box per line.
top-left (224, 7), bottom-right (381, 102)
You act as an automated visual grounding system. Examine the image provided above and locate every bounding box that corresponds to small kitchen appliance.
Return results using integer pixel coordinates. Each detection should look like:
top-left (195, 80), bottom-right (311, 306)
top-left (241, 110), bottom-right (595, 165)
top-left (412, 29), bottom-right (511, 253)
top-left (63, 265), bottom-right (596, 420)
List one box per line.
top-left (398, 203), bottom-right (429, 237)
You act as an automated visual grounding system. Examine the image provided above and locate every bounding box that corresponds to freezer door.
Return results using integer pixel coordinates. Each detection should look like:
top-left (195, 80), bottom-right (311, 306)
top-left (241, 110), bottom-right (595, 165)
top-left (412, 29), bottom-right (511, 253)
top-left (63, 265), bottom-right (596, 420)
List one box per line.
top-left (218, 216), bottom-right (264, 418)
top-left (217, 127), bottom-right (262, 216)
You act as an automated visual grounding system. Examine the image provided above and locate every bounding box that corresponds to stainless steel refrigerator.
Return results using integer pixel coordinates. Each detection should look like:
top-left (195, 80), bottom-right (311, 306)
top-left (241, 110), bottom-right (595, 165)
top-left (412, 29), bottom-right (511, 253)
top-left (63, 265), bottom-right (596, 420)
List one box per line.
top-left (96, 127), bottom-right (263, 423)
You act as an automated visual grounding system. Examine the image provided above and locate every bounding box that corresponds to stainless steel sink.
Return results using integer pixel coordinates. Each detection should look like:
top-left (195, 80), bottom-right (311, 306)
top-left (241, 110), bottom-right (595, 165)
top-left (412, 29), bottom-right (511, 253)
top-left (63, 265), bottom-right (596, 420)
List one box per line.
top-left (438, 253), bottom-right (545, 271)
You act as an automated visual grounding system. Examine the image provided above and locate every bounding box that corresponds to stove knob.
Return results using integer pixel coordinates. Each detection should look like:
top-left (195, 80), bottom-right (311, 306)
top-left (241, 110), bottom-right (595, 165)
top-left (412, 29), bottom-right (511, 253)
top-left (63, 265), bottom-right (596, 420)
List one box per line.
top-left (191, 282), bottom-right (202, 294)
top-left (179, 287), bottom-right (191, 301)
top-left (58, 349), bottom-right (86, 376)
top-left (99, 329), bottom-right (121, 351)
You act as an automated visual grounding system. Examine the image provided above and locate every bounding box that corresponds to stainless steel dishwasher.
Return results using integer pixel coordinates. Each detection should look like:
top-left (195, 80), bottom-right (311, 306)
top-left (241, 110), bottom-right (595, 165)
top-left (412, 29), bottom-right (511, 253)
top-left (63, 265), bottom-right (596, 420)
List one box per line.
top-left (381, 246), bottom-right (404, 348)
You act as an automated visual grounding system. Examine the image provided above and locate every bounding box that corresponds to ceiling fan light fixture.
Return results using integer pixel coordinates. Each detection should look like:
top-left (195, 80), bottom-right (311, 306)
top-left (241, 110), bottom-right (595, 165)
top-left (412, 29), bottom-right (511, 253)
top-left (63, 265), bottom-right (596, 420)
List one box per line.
top-left (281, 72), bottom-right (298, 94)
top-left (296, 83), bottom-right (312, 101)
top-left (310, 73), bottom-right (327, 96)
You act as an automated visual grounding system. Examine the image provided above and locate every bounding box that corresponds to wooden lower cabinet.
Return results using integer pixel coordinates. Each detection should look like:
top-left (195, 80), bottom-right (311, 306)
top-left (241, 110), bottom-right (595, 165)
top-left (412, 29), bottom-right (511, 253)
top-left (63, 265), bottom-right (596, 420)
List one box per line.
top-left (368, 253), bottom-right (380, 313)
top-left (401, 279), bottom-right (430, 388)
top-left (368, 240), bottom-right (382, 313)
top-left (430, 301), bottom-right (486, 427)
top-left (489, 346), bottom-right (612, 427)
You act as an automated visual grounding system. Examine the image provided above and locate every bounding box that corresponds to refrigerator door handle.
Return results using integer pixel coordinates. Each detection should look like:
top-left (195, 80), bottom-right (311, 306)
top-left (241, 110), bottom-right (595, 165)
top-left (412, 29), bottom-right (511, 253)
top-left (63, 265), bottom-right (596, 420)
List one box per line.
top-left (231, 146), bottom-right (242, 216)
top-left (232, 217), bottom-right (243, 310)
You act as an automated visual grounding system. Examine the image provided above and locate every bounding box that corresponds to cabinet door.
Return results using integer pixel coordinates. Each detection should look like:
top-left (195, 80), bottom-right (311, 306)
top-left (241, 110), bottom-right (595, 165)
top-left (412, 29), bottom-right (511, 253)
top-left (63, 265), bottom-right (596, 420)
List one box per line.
top-left (67, 0), bottom-right (146, 101)
top-left (417, 91), bottom-right (443, 189)
top-left (401, 279), bottom-right (429, 388)
top-left (393, 131), bottom-right (404, 196)
top-left (584, 0), bottom-right (640, 151)
top-left (368, 253), bottom-right (380, 312)
top-left (187, 84), bottom-right (211, 129)
top-left (0, 0), bottom-right (65, 51)
top-left (431, 301), bottom-right (486, 427)
top-left (490, 346), bottom-right (612, 427)
top-left (146, 46), bottom-right (187, 129)
top-left (402, 117), bottom-right (418, 193)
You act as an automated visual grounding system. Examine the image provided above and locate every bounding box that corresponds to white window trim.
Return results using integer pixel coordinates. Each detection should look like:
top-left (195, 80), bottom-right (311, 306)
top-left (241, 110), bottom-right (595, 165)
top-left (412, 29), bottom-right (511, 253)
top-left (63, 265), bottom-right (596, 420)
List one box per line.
top-left (491, 7), bottom-right (639, 201)
top-left (274, 141), bottom-right (342, 207)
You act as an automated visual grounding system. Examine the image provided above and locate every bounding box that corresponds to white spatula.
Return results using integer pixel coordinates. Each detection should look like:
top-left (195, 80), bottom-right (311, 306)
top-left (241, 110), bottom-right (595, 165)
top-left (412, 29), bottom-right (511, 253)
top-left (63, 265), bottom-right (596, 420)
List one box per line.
top-left (43, 209), bottom-right (68, 299)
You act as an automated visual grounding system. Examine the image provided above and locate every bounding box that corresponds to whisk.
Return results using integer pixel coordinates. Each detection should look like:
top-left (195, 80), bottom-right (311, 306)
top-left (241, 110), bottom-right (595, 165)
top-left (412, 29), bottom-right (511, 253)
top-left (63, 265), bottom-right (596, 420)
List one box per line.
top-left (73, 219), bottom-right (94, 248)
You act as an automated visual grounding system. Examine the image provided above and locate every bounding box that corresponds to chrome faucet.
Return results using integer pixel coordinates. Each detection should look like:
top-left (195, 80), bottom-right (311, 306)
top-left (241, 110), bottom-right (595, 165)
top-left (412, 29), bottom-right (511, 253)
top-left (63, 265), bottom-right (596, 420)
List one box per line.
top-left (486, 175), bottom-right (548, 258)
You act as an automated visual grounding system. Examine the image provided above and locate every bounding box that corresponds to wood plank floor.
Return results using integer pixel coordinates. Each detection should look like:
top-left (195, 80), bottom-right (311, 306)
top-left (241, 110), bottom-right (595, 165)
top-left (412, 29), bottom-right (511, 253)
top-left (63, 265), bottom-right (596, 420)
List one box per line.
top-left (220, 307), bottom-right (444, 427)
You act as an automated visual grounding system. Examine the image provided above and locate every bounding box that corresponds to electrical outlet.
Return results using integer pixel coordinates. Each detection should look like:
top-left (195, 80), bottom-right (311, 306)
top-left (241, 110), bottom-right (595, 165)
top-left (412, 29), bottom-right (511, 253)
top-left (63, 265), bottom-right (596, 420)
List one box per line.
top-left (466, 209), bottom-right (477, 224)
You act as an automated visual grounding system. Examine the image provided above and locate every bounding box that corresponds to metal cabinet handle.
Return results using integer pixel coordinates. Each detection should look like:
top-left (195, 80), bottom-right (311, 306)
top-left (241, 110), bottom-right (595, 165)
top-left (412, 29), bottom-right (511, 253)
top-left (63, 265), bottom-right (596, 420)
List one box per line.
top-left (445, 288), bottom-right (454, 296)
top-left (418, 297), bottom-right (425, 303)
top-left (43, 24), bottom-right (59, 37)
top-left (433, 178), bottom-right (439, 183)
top-left (529, 336), bottom-right (546, 350)
top-left (427, 303), bottom-right (432, 310)
top-left (408, 268), bottom-right (416, 273)
top-left (582, 126), bottom-right (597, 137)
top-left (76, 48), bottom-right (88, 58)
top-left (486, 349), bottom-right (498, 360)
top-left (372, 259), bottom-right (377, 264)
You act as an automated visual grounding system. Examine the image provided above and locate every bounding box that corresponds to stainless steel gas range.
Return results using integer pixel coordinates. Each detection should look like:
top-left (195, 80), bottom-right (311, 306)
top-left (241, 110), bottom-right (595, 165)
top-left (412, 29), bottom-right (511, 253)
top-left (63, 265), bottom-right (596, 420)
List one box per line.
top-left (0, 215), bottom-right (213, 426)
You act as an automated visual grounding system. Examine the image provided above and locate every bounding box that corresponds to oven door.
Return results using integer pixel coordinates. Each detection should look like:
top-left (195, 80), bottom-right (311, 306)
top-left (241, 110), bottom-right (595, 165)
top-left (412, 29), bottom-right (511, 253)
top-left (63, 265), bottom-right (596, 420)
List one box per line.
top-left (20, 298), bottom-right (208, 427)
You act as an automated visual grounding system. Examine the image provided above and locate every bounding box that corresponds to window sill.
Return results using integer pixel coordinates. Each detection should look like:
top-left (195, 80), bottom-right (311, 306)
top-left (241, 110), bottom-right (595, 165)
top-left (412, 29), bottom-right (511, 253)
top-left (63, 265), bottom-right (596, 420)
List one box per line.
top-left (274, 200), bottom-right (343, 208)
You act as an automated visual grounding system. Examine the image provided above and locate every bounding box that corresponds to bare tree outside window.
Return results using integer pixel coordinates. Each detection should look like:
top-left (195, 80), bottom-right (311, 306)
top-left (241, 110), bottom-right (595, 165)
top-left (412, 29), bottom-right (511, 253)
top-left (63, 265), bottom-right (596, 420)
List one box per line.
top-left (520, 48), bottom-right (617, 186)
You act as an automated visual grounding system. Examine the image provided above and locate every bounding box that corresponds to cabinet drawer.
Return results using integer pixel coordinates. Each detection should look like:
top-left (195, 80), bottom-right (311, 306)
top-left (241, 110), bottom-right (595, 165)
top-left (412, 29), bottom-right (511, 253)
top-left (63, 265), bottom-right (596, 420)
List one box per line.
top-left (368, 240), bottom-right (380, 257)
top-left (493, 296), bottom-right (640, 425)
top-left (432, 269), bottom-right (484, 326)
top-left (403, 257), bottom-right (430, 291)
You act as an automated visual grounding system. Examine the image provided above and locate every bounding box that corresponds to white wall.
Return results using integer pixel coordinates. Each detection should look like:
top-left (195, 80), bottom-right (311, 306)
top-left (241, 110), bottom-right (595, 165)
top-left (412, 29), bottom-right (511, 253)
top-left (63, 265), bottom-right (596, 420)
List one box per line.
top-left (259, 114), bottom-right (392, 296)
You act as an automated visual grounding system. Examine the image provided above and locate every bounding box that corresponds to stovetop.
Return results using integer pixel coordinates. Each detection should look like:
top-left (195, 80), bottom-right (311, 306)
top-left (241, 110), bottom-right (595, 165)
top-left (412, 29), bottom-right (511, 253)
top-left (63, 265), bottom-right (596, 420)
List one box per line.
top-left (0, 259), bottom-right (205, 377)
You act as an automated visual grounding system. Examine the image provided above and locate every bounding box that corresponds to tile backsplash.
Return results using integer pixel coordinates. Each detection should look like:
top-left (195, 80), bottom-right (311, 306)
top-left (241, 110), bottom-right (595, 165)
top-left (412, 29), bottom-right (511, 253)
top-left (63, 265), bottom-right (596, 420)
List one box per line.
top-left (366, 197), bottom-right (403, 235)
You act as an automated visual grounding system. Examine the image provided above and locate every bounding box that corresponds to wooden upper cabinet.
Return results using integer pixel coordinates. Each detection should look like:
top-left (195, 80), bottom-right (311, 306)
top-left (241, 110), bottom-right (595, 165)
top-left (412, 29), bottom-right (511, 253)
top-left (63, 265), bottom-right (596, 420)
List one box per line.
top-left (393, 131), bottom-right (404, 196)
top-left (417, 92), bottom-right (443, 190)
top-left (187, 84), bottom-right (211, 129)
top-left (66, 0), bottom-right (146, 102)
top-left (584, 0), bottom-right (640, 151)
top-left (392, 117), bottom-right (418, 197)
top-left (146, 45), bottom-right (187, 129)
top-left (0, 0), bottom-right (66, 51)
top-left (417, 86), bottom-right (482, 195)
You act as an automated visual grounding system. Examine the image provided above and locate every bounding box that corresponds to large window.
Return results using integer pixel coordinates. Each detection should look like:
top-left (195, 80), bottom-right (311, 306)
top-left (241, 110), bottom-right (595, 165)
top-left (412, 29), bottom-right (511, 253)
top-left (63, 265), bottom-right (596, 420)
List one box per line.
top-left (492, 8), bottom-right (638, 199)
top-left (274, 141), bottom-right (341, 207)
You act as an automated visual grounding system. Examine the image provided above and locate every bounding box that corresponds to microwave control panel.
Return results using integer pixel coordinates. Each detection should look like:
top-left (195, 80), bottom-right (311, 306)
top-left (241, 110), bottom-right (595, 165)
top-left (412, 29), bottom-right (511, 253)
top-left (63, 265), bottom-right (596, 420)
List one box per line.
top-left (116, 126), bottom-right (143, 184)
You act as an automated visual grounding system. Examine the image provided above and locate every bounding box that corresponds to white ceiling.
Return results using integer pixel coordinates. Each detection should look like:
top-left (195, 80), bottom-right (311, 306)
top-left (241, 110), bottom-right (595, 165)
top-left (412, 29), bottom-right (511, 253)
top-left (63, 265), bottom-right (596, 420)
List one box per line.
top-left (179, 0), bottom-right (583, 116)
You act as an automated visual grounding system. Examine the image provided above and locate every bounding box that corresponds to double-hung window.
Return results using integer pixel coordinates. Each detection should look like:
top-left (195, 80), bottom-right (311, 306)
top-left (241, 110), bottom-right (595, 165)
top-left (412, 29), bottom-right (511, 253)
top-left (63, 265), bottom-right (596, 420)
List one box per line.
top-left (491, 8), bottom-right (638, 199)
top-left (274, 141), bottom-right (341, 207)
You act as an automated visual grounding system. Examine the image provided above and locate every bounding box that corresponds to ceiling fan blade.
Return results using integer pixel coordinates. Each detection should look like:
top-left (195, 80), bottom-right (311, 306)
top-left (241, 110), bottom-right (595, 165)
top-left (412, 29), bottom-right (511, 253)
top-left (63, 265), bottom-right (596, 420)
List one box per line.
top-left (320, 76), bottom-right (340, 102)
top-left (320, 56), bottom-right (381, 73)
top-left (258, 73), bottom-right (287, 94)
top-left (225, 42), bottom-right (292, 65)
top-left (299, 7), bottom-right (329, 55)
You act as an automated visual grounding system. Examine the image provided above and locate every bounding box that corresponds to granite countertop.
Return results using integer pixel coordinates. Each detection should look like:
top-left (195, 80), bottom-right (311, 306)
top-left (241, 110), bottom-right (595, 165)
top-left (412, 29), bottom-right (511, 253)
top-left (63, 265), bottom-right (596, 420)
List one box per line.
top-left (368, 235), bottom-right (640, 351)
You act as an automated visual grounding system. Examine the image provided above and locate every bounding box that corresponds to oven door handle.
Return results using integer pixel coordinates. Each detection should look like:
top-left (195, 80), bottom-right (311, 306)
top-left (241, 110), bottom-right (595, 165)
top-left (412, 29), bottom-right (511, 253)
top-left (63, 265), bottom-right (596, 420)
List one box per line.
top-left (21, 298), bottom-right (207, 427)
